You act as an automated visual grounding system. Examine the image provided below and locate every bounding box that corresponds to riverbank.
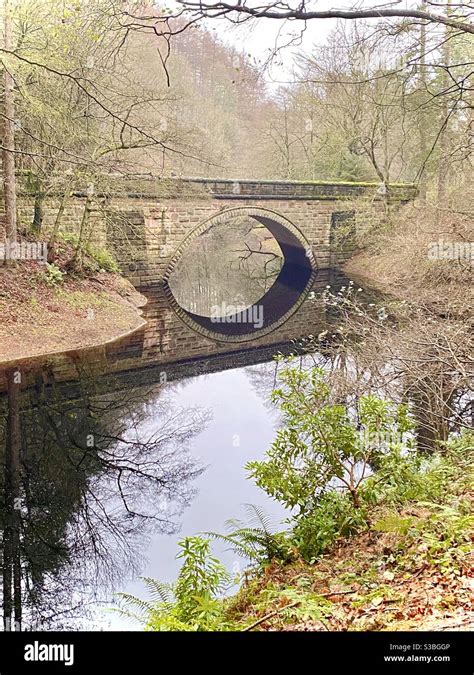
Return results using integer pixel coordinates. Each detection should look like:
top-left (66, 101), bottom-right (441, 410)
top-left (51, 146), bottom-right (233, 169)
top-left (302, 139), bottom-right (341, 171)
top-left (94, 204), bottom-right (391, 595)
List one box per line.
top-left (227, 484), bottom-right (473, 631)
top-left (344, 195), bottom-right (473, 312)
top-left (0, 251), bottom-right (146, 366)
top-left (122, 430), bottom-right (473, 633)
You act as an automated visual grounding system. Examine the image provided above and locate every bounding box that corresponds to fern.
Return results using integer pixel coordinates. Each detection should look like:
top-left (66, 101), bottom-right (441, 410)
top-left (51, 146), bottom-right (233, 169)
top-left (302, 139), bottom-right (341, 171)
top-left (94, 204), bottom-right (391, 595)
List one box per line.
top-left (140, 578), bottom-right (175, 607)
top-left (206, 504), bottom-right (293, 565)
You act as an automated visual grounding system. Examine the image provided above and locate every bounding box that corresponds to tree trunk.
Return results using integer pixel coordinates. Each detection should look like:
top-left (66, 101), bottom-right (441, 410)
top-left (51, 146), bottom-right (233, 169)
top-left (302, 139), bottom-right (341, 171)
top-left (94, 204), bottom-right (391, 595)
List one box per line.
top-left (437, 0), bottom-right (452, 202)
top-left (2, 0), bottom-right (17, 252)
top-left (418, 1), bottom-right (428, 200)
top-left (32, 191), bottom-right (44, 234)
top-left (48, 190), bottom-right (69, 260)
top-left (71, 195), bottom-right (93, 269)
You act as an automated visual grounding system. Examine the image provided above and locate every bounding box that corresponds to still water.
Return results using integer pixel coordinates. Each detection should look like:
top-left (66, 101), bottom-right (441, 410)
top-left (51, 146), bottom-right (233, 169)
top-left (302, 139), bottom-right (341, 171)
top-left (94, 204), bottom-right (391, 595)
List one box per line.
top-left (0, 269), bottom-right (376, 631)
top-left (102, 364), bottom-right (287, 630)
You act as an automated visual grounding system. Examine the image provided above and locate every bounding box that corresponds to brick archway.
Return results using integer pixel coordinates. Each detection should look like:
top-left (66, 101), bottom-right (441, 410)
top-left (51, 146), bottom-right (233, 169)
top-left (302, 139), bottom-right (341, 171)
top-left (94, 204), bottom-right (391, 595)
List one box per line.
top-left (163, 206), bottom-right (317, 343)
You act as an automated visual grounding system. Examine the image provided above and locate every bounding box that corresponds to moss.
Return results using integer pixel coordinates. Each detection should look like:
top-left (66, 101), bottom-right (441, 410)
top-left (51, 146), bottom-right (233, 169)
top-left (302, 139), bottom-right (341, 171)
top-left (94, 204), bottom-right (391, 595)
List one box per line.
top-left (56, 289), bottom-right (110, 309)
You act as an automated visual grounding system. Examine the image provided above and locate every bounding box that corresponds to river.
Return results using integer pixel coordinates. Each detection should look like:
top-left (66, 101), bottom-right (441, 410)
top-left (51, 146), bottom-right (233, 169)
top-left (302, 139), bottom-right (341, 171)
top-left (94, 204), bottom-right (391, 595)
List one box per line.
top-left (0, 267), bottom-right (382, 630)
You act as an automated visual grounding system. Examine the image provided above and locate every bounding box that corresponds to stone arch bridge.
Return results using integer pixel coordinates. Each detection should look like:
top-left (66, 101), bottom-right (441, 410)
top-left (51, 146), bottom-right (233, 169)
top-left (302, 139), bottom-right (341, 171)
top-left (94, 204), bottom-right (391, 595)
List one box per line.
top-left (93, 177), bottom-right (415, 287)
top-left (17, 175), bottom-right (415, 344)
top-left (25, 176), bottom-right (415, 286)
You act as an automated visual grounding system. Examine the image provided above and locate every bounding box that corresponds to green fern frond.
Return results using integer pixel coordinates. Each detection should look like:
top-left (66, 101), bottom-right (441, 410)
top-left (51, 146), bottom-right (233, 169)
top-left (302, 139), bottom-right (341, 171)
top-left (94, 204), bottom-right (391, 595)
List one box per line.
top-left (243, 503), bottom-right (275, 534)
top-left (206, 505), bottom-right (290, 564)
top-left (114, 592), bottom-right (158, 625)
top-left (141, 577), bottom-right (175, 607)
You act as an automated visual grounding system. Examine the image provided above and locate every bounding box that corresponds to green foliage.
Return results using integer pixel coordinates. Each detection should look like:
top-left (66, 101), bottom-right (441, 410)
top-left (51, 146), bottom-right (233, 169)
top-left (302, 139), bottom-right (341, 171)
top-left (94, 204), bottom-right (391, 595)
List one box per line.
top-left (290, 492), bottom-right (368, 562)
top-left (207, 504), bottom-right (294, 566)
top-left (372, 514), bottom-right (414, 535)
top-left (85, 244), bottom-right (120, 273)
top-left (371, 432), bottom-right (473, 572)
top-left (268, 587), bottom-right (333, 625)
top-left (56, 231), bottom-right (79, 247)
top-left (245, 364), bottom-right (417, 562)
top-left (56, 232), bottom-right (119, 273)
top-left (117, 536), bottom-right (232, 631)
top-left (363, 429), bottom-right (473, 506)
top-left (43, 262), bottom-right (66, 286)
top-left (410, 505), bottom-right (473, 571)
top-left (247, 364), bottom-right (414, 514)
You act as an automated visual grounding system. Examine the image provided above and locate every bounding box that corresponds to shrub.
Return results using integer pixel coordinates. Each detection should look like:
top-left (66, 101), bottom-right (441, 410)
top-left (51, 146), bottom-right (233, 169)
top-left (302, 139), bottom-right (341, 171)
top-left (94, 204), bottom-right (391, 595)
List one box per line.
top-left (245, 365), bottom-right (416, 561)
top-left (43, 262), bottom-right (66, 286)
top-left (117, 536), bottom-right (231, 631)
top-left (362, 429), bottom-right (474, 505)
top-left (290, 492), bottom-right (368, 562)
top-left (247, 365), bottom-right (414, 514)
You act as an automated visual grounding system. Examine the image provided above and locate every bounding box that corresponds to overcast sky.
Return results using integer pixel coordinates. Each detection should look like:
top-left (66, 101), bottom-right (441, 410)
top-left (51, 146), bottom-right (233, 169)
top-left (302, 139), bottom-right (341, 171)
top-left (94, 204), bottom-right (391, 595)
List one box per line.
top-left (176, 0), bottom-right (423, 85)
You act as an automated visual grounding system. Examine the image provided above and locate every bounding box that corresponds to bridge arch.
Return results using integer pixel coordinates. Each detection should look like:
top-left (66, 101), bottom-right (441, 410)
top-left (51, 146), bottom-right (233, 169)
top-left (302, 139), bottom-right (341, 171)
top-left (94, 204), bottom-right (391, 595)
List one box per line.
top-left (163, 206), bottom-right (317, 342)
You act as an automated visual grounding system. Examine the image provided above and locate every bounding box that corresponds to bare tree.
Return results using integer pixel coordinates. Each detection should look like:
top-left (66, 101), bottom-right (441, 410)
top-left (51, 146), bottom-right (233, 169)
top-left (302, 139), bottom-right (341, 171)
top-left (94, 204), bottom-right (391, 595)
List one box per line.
top-left (1, 0), bottom-right (17, 249)
top-left (167, 1), bottom-right (473, 34)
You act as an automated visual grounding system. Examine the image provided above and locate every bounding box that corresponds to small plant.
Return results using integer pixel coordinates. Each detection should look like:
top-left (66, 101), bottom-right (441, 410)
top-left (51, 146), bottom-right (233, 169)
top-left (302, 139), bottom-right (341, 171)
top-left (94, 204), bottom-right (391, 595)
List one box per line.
top-left (290, 492), bottom-right (368, 562)
top-left (86, 244), bottom-right (120, 273)
top-left (44, 262), bottom-right (66, 286)
top-left (117, 536), bottom-right (232, 631)
top-left (266, 587), bottom-right (333, 626)
top-left (207, 504), bottom-right (294, 566)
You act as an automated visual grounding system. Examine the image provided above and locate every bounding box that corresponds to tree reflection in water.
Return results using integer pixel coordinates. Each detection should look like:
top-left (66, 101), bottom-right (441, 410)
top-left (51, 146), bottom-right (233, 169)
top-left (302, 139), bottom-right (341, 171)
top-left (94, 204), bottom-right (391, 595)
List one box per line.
top-left (0, 365), bottom-right (209, 630)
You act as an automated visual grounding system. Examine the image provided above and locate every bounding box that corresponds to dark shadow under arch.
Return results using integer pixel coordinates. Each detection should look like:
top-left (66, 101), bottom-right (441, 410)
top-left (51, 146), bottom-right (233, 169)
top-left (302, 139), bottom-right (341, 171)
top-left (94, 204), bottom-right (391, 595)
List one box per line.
top-left (163, 207), bottom-right (317, 342)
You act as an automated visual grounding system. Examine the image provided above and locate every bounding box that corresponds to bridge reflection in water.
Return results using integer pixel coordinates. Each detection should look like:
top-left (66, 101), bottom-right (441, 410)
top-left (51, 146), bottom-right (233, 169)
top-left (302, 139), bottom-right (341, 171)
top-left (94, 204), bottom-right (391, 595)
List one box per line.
top-left (53, 268), bottom-right (358, 394)
top-left (163, 208), bottom-right (317, 340)
top-left (0, 268), bottom-right (360, 396)
top-left (0, 267), bottom-right (380, 629)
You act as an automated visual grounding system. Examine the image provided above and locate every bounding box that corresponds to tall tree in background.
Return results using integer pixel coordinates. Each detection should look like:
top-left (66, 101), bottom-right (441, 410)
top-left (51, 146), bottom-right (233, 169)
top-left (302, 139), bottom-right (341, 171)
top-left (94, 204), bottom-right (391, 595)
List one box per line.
top-left (2, 0), bottom-right (17, 248)
top-left (151, 1), bottom-right (472, 191)
top-left (437, 0), bottom-right (453, 202)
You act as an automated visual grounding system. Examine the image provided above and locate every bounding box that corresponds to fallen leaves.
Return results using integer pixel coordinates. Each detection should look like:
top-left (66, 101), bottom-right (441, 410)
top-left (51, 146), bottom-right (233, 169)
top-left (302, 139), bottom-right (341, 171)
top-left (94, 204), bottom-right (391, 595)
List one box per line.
top-left (235, 492), bottom-right (474, 632)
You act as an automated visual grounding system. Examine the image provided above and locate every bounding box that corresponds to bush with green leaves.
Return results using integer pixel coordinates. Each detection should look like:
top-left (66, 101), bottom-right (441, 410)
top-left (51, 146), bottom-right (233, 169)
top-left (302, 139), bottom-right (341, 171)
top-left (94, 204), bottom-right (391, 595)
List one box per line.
top-left (43, 262), bottom-right (66, 286)
top-left (290, 491), bottom-right (368, 562)
top-left (117, 536), bottom-right (231, 631)
top-left (245, 364), bottom-right (416, 561)
top-left (247, 365), bottom-right (414, 513)
top-left (362, 429), bottom-right (474, 506)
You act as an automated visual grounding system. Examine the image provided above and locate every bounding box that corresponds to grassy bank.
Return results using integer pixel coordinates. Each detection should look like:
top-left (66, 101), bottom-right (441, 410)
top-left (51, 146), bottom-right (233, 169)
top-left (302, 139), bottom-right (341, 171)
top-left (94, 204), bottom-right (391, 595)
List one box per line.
top-left (0, 236), bottom-right (146, 364)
